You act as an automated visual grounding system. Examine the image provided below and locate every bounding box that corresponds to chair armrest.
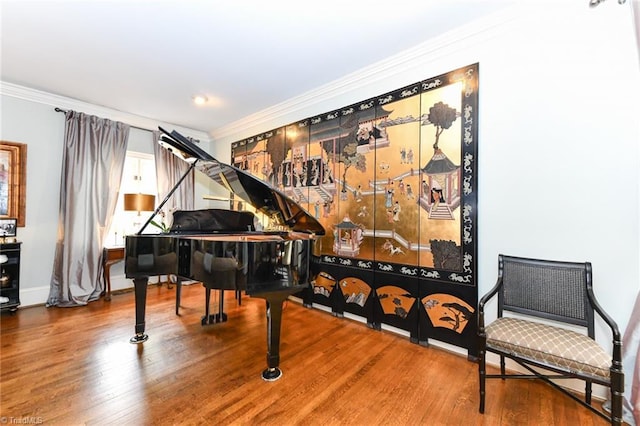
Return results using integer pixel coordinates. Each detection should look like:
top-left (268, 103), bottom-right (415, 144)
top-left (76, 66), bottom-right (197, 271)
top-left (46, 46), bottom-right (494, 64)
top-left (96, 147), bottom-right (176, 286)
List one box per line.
top-left (583, 263), bottom-right (622, 366)
top-left (587, 286), bottom-right (623, 368)
top-left (589, 289), bottom-right (621, 340)
top-left (478, 277), bottom-right (503, 330)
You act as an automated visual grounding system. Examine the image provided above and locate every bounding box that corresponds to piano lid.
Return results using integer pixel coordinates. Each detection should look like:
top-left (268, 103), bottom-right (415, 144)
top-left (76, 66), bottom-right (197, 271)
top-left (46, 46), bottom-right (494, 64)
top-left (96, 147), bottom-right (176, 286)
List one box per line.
top-left (158, 127), bottom-right (326, 236)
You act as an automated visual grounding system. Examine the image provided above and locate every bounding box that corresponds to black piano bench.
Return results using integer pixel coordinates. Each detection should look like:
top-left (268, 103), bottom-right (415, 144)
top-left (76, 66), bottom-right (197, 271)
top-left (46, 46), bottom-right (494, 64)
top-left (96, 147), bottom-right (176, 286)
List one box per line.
top-left (478, 254), bottom-right (624, 425)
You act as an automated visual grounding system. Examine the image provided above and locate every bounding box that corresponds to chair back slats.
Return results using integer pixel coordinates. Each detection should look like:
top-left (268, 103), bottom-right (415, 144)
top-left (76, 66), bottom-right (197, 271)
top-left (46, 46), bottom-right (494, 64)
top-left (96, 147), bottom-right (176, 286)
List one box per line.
top-left (500, 255), bottom-right (592, 329)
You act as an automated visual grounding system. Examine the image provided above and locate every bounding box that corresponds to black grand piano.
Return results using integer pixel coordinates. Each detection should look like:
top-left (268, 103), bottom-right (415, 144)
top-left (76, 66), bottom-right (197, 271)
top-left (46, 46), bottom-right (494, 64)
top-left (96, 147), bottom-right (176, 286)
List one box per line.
top-left (125, 127), bottom-right (325, 381)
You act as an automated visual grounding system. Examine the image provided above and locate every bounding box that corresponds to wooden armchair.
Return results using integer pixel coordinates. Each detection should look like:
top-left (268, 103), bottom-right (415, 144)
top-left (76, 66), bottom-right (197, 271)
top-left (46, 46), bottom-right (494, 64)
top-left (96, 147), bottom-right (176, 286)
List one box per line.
top-left (478, 254), bottom-right (624, 425)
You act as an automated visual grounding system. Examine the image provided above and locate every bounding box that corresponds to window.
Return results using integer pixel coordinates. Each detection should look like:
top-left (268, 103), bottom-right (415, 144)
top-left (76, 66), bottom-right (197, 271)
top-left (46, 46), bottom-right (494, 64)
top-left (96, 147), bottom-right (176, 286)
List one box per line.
top-left (105, 151), bottom-right (157, 246)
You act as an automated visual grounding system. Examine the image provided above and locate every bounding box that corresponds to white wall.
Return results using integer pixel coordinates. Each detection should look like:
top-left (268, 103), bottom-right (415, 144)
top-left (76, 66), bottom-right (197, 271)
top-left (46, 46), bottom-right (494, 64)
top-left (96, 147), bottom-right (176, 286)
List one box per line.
top-left (1, 97), bottom-right (64, 306)
top-left (209, 1), bottom-right (640, 346)
top-left (0, 94), bottom-right (211, 303)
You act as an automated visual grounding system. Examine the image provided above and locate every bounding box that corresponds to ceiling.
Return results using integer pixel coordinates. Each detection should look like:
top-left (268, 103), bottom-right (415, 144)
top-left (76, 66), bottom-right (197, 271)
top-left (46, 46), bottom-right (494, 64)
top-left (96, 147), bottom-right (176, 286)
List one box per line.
top-left (1, 0), bottom-right (511, 136)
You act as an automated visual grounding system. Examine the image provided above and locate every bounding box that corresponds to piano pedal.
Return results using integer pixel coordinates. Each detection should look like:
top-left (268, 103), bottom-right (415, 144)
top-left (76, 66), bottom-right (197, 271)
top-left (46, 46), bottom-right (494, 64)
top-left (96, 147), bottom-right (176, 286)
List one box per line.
top-left (201, 312), bottom-right (228, 326)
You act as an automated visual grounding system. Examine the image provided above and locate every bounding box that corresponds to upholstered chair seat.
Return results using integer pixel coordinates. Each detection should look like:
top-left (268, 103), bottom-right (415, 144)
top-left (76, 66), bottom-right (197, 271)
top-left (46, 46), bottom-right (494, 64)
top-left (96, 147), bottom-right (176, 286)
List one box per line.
top-left (486, 317), bottom-right (611, 379)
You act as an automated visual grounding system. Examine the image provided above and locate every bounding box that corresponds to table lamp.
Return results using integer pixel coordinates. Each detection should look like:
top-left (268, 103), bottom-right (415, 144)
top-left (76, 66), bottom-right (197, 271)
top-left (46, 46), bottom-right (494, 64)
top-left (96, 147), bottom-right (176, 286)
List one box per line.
top-left (124, 193), bottom-right (156, 233)
top-left (124, 193), bottom-right (156, 215)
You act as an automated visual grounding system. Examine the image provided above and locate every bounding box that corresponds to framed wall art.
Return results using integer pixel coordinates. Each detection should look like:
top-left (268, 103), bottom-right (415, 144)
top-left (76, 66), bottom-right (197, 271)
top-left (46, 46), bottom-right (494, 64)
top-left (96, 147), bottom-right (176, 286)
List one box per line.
top-left (0, 141), bottom-right (27, 227)
top-left (0, 217), bottom-right (17, 237)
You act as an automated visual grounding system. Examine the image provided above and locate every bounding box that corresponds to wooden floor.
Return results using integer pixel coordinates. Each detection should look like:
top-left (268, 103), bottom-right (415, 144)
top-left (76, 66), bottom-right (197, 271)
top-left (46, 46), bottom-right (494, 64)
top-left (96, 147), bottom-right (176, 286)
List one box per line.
top-left (1, 284), bottom-right (610, 425)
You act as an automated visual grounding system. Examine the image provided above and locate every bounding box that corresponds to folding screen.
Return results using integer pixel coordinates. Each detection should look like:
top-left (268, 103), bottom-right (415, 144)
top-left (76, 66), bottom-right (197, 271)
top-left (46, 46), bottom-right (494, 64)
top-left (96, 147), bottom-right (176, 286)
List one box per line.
top-left (231, 63), bottom-right (479, 355)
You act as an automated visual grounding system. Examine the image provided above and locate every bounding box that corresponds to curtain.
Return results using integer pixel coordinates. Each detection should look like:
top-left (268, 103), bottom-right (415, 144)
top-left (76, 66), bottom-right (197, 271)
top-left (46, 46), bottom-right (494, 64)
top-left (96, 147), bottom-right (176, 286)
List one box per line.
top-left (626, 3), bottom-right (639, 424)
top-left (633, 0), bottom-right (640, 64)
top-left (152, 130), bottom-right (194, 229)
top-left (620, 292), bottom-right (640, 425)
top-left (47, 111), bottom-right (129, 307)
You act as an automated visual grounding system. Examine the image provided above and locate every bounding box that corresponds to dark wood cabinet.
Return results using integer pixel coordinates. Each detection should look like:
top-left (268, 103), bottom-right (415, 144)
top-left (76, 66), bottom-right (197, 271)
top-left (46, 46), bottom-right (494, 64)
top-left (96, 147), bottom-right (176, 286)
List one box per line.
top-left (1, 242), bottom-right (21, 313)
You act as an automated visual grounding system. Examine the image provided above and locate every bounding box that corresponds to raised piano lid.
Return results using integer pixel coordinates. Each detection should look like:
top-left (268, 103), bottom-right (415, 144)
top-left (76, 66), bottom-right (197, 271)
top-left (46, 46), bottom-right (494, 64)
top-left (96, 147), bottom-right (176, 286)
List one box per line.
top-left (158, 127), bottom-right (326, 236)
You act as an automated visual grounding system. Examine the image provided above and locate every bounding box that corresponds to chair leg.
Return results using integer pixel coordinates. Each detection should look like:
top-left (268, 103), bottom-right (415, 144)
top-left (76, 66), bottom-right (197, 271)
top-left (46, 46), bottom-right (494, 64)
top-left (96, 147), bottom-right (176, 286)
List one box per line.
top-left (479, 348), bottom-right (486, 413)
top-left (500, 355), bottom-right (506, 377)
top-left (611, 392), bottom-right (623, 426)
top-left (611, 369), bottom-right (624, 426)
top-left (585, 381), bottom-right (592, 405)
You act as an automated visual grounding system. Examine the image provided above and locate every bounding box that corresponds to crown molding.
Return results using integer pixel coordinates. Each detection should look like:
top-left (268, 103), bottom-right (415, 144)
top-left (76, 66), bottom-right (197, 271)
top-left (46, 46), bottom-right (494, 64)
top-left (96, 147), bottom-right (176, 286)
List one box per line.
top-left (210, 4), bottom-right (521, 142)
top-left (0, 81), bottom-right (210, 141)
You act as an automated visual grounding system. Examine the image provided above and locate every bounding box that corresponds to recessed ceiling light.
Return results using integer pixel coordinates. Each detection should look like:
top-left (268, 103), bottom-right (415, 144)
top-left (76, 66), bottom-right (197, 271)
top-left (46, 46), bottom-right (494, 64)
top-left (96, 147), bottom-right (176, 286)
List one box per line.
top-left (193, 95), bottom-right (208, 105)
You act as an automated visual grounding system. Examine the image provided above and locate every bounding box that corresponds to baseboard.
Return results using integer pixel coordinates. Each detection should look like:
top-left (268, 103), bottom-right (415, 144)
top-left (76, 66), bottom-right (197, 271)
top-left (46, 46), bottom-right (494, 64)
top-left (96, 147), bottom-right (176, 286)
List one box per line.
top-left (18, 285), bottom-right (50, 307)
top-left (16, 273), bottom-right (192, 308)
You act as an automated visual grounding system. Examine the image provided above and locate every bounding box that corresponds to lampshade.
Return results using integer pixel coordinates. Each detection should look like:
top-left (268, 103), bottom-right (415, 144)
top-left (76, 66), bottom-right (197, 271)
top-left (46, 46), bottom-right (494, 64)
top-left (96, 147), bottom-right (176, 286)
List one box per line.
top-left (124, 193), bottom-right (156, 213)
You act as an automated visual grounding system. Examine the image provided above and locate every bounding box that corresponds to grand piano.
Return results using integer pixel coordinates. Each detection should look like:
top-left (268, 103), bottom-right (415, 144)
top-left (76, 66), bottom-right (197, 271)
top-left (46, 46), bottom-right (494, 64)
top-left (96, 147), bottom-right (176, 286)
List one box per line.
top-left (125, 127), bottom-right (325, 381)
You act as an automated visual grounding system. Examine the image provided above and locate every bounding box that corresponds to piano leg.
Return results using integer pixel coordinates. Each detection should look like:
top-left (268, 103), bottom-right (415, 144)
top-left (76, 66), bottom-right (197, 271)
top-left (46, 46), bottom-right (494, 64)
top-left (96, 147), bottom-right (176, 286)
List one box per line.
top-left (261, 293), bottom-right (289, 382)
top-left (130, 277), bottom-right (149, 344)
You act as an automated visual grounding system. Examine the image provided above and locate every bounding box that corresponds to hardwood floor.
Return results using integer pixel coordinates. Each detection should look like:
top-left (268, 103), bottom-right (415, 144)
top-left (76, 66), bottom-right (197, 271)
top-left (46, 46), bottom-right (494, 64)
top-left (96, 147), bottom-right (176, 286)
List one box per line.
top-left (1, 284), bottom-right (609, 425)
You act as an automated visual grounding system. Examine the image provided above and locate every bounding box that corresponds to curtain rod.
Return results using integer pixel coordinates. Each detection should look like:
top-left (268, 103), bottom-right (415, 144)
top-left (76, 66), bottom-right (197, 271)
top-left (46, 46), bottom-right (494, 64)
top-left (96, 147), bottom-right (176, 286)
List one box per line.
top-left (54, 107), bottom-right (201, 143)
top-left (54, 107), bottom-right (154, 133)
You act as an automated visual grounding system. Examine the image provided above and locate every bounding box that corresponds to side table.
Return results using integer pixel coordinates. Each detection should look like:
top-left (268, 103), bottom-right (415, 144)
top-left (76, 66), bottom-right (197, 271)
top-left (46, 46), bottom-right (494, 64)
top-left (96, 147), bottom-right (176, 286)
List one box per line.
top-left (102, 246), bottom-right (124, 301)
